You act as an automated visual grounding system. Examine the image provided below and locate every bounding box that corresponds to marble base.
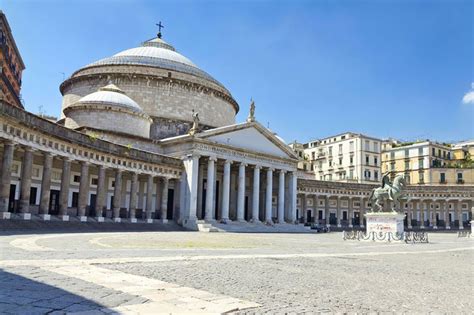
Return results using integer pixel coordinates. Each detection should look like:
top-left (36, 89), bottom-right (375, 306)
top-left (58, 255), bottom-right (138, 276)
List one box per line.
top-left (59, 215), bottom-right (69, 221)
top-left (365, 212), bottom-right (405, 235)
top-left (458, 226), bottom-right (464, 230)
top-left (159, 219), bottom-right (168, 224)
top-left (182, 218), bottom-right (198, 231)
top-left (19, 213), bottom-right (31, 220)
top-left (446, 226), bottom-right (451, 230)
top-left (146, 219), bottom-right (153, 224)
top-left (433, 226), bottom-right (438, 229)
top-left (113, 218), bottom-right (121, 223)
top-left (348, 224), bottom-right (353, 228)
top-left (0, 212), bottom-right (11, 220)
top-left (337, 224), bottom-right (342, 228)
top-left (96, 217), bottom-right (104, 222)
top-left (130, 218), bottom-right (137, 223)
top-left (39, 214), bottom-right (51, 221)
top-left (79, 216), bottom-right (87, 222)
top-left (220, 218), bottom-right (232, 224)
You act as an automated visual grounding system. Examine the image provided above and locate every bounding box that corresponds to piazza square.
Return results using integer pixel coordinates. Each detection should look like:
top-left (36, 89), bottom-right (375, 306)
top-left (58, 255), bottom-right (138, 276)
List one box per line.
top-left (0, 1), bottom-right (473, 314)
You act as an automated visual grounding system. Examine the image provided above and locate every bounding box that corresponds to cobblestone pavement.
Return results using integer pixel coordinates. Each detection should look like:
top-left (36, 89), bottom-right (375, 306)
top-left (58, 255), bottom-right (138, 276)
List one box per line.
top-left (0, 231), bottom-right (472, 314)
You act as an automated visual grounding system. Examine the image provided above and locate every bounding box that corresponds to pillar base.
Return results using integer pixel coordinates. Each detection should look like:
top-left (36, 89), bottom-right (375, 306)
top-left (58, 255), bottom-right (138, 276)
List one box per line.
top-left (420, 226), bottom-right (425, 229)
top-left (446, 225), bottom-right (451, 229)
top-left (0, 212), bottom-right (11, 220)
top-left (113, 218), bottom-right (121, 223)
top-left (96, 217), bottom-right (105, 223)
top-left (159, 219), bottom-right (168, 224)
top-left (265, 220), bottom-right (274, 225)
top-left (79, 216), bottom-right (87, 222)
top-left (220, 218), bottom-right (231, 224)
top-left (337, 224), bottom-right (342, 228)
top-left (146, 219), bottom-right (153, 224)
top-left (360, 225), bottom-right (365, 228)
top-left (348, 224), bottom-right (353, 228)
top-left (59, 215), bottom-right (69, 221)
top-left (408, 225), bottom-right (412, 229)
top-left (433, 226), bottom-right (438, 229)
top-left (236, 219), bottom-right (247, 223)
top-left (458, 226), bottom-right (464, 230)
top-left (39, 214), bottom-right (51, 221)
top-left (19, 213), bottom-right (31, 220)
top-left (129, 218), bottom-right (137, 223)
top-left (277, 220), bottom-right (285, 224)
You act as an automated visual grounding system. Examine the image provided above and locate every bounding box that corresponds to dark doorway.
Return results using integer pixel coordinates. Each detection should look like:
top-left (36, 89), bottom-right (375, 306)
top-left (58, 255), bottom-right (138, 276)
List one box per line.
top-left (342, 211), bottom-right (348, 221)
top-left (167, 189), bottom-right (174, 219)
top-left (72, 192), bottom-right (79, 208)
top-left (8, 184), bottom-right (16, 212)
top-left (202, 179), bottom-right (207, 220)
top-left (89, 194), bottom-right (97, 216)
top-left (214, 180), bottom-right (219, 220)
top-left (436, 213), bottom-right (440, 226)
top-left (244, 196), bottom-right (249, 220)
top-left (404, 212), bottom-right (408, 227)
top-left (329, 212), bottom-right (337, 225)
top-left (29, 187), bottom-right (38, 205)
top-left (49, 190), bottom-right (60, 215)
top-left (318, 210), bottom-right (323, 220)
top-left (306, 210), bottom-right (311, 223)
top-left (354, 211), bottom-right (360, 226)
top-left (449, 213), bottom-right (452, 224)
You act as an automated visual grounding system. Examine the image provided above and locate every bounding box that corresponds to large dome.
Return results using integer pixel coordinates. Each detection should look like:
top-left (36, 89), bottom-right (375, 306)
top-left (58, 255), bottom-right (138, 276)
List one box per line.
top-left (60, 35), bottom-right (239, 139)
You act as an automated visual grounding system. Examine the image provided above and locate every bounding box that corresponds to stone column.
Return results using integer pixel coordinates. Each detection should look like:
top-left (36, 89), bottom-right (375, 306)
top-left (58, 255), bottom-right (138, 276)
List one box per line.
top-left (77, 161), bottom-right (89, 221)
top-left (313, 195), bottom-right (319, 224)
top-left (19, 147), bottom-right (33, 219)
top-left (444, 201), bottom-right (450, 229)
top-left (432, 201), bottom-right (438, 229)
top-left (301, 194), bottom-right (307, 224)
top-left (59, 157), bottom-right (71, 220)
top-left (336, 196), bottom-right (341, 227)
top-left (360, 197), bottom-right (365, 228)
top-left (236, 162), bottom-right (246, 222)
top-left (325, 195), bottom-right (330, 227)
top-left (456, 201), bottom-right (463, 230)
top-left (145, 174), bottom-right (154, 222)
top-left (129, 172), bottom-right (138, 223)
top-left (348, 197), bottom-right (353, 228)
top-left (250, 165), bottom-right (261, 223)
top-left (205, 156), bottom-right (216, 221)
top-left (95, 165), bottom-right (107, 220)
top-left (0, 142), bottom-right (14, 218)
top-left (160, 177), bottom-right (169, 222)
top-left (178, 171), bottom-right (186, 224)
top-left (289, 171), bottom-right (297, 223)
top-left (39, 152), bottom-right (53, 220)
top-left (155, 177), bottom-right (162, 216)
top-left (197, 163), bottom-right (204, 219)
top-left (277, 170), bottom-right (285, 224)
top-left (265, 168), bottom-right (274, 224)
top-left (112, 169), bottom-right (123, 222)
top-left (419, 200), bottom-right (425, 228)
top-left (183, 154), bottom-right (200, 227)
top-left (221, 160), bottom-right (232, 223)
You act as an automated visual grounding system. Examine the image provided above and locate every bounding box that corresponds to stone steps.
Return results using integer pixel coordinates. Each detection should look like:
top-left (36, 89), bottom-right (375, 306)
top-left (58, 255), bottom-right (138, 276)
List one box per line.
top-left (197, 220), bottom-right (316, 233)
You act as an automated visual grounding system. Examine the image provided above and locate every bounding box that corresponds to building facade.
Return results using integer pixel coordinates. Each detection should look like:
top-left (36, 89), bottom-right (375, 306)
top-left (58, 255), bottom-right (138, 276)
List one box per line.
top-left (0, 14), bottom-right (472, 231)
top-left (381, 140), bottom-right (474, 185)
top-left (0, 11), bottom-right (24, 109)
top-left (300, 132), bottom-right (382, 184)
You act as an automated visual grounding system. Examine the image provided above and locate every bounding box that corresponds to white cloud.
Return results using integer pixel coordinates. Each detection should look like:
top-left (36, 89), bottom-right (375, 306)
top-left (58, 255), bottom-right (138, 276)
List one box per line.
top-left (462, 83), bottom-right (474, 104)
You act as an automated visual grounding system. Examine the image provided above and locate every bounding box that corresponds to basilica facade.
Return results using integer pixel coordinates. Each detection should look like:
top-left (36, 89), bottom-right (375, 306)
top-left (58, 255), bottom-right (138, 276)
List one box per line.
top-left (0, 19), bottom-right (472, 231)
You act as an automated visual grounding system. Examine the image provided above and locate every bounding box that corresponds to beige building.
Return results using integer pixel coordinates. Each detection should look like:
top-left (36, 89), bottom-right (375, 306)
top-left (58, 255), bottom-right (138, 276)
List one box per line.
top-left (298, 132), bottom-right (382, 184)
top-left (381, 140), bottom-right (474, 185)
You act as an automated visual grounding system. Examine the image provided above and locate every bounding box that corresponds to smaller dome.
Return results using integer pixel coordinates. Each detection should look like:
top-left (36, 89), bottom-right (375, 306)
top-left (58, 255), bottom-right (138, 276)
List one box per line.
top-left (142, 37), bottom-right (176, 51)
top-left (77, 84), bottom-right (144, 113)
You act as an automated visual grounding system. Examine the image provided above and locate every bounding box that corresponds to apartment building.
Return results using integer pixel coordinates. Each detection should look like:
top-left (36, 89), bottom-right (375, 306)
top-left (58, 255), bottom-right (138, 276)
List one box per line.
top-left (301, 132), bottom-right (382, 184)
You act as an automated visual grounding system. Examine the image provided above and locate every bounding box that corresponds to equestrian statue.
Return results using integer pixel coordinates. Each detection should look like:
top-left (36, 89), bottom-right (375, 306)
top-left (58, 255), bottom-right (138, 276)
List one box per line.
top-left (368, 173), bottom-right (406, 213)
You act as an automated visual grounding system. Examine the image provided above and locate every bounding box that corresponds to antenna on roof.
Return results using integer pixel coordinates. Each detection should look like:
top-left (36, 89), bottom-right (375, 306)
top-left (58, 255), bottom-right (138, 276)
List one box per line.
top-left (156, 21), bottom-right (164, 38)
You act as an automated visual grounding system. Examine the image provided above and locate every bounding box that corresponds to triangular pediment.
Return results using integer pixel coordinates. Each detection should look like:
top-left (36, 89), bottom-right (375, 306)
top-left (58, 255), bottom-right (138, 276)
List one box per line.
top-left (197, 122), bottom-right (297, 159)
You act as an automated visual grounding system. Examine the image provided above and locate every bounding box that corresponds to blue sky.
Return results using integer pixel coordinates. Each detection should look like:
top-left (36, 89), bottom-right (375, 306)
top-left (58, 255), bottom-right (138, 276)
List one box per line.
top-left (2, 0), bottom-right (473, 143)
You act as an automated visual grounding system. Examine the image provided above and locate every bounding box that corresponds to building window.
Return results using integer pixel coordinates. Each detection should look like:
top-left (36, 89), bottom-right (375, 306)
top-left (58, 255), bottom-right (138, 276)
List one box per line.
top-left (404, 149), bottom-right (409, 157)
top-left (72, 192), bottom-right (79, 207)
top-left (440, 172), bottom-right (446, 184)
top-left (350, 156), bottom-right (354, 165)
top-left (339, 157), bottom-right (342, 165)
top-left (390, 162), bottom-right (395, 171)
top-left (457, 173), bottom-right (464, 184)
top-left (418, 147), bottom-right (423, 155)
top-left (349, 141), bottom-right (354, 152)
top-left (91, 178), bottom-right (98, 186)
top-left (374, 157), bottom-right (378, 166)
top-left (73, 175), bottom-right (80, 183)
top-left (432, 148), bottom-right (435, 156)
top-left (365, 140), bottom-right (370, 151)
top-left (418, 158), bottom-right (424, 169)
top-left (374, 171), bottom-right (378, 181)
top-left (311, 152), bottom-right (315, 160)
top-left (365, 155), bottom-right (369, 165)
top-left (29, 187), bottom-right (37, 205)
top-left (349, 170), bottom-right (354, 179)
top-left (328, 146), bottom-right (333, 156)
top-left (419, 172), bottom-right (424, 183)
top-left (390, 151), bottom-right (395, 159)
top-left (374, 142), bottom-right (379, 152)
top-left (405, 161), bottom-right (410, 170)
top-left (329, 160), bottom-right (332, 167)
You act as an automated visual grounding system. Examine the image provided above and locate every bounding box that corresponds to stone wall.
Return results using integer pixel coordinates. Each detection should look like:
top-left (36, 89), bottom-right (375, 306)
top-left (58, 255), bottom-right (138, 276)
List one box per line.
top-left (60, 67), bottom-right (238, 130)
top-left (64, 108), bottom-right (151, 139)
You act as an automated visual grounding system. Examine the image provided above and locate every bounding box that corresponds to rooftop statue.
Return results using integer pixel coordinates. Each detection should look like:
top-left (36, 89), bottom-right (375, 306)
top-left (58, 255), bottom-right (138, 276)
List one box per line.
top-left (247, 98), bottom-right (255, 122)
top-left (369, 173), bottom-right (406, 212)
top-left (188, 110), bottom-right (200, 136)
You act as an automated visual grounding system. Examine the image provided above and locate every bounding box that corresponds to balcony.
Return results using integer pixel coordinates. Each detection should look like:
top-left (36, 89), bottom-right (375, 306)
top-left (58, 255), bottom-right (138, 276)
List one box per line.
top-left (439, 180), bottom-right (447, 184)
top-left (457, 179), bottom-right (465, 184)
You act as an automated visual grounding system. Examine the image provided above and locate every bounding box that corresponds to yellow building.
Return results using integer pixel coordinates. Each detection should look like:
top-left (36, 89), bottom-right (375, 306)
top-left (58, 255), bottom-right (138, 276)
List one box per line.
top-left (381, 140), bottom-right (474, 185)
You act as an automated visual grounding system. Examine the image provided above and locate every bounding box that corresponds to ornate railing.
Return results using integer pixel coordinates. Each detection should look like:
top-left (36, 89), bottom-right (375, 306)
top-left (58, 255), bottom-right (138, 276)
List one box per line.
top-left (458, 231), bottom-right (471, 238)
top-left (342, 230), bottom-right (429, 244)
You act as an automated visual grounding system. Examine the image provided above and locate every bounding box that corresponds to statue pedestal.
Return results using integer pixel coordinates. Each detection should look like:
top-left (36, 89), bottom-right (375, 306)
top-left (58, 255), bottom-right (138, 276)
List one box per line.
top-left (365, 212), bottom-right (405, 235)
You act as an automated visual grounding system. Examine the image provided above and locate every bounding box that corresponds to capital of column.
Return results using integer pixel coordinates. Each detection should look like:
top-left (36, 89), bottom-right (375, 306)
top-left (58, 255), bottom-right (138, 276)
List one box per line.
top-left (224, 159), bottom-right (233, 165)
top-left (279, 169), bottom-right (287, 174)
top-left (239, 162), bottom-right (248, 167)
top-left (22, 146), bottom-right (35, 153)
top-left (254, 164), bottom-right (262, 170)
top-left (208, 155), bottom-right (218, 162)
top-left (267, 167), bottom-right (275, 172)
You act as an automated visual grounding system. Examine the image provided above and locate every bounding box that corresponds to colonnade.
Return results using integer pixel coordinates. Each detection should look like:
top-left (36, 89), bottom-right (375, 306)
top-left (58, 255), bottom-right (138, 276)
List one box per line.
top-left (297, 193), bottom-right (471, 230)
top-left (0, 142), bottom-right (176, 222)
top-left (180, 155), bottom-right (297, 225)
